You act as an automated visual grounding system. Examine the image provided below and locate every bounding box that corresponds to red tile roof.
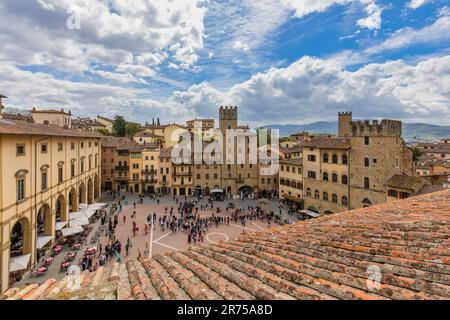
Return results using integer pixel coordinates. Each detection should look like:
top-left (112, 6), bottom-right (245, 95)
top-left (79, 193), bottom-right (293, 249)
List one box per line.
top-left (0, 119), bottom-right (102, 138)
top-left (3, 189), bottom-right (449, 300)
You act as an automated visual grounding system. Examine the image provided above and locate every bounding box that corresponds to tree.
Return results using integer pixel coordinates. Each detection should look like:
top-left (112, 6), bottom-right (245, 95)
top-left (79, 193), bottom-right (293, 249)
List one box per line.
top-left (113, 115), bottom-right (127, 137)
top-left (157, 118), bottom-right (160, 126)
top-left (410, 146), bottom-right (422, 162)
top-left (97, 128), bottom-right (112, 136)
top-left (125, 123), bottom-right (141, 138)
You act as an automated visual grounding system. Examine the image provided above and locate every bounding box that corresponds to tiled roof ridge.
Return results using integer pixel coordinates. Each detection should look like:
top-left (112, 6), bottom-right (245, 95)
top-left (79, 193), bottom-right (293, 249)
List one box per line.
top-left (3, 190), bottom-right (449, 300)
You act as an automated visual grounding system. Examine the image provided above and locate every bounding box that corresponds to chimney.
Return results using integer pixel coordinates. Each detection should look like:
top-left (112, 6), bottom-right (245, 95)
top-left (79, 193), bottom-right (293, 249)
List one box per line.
top-left (0, 94), bottom-right (7, 119)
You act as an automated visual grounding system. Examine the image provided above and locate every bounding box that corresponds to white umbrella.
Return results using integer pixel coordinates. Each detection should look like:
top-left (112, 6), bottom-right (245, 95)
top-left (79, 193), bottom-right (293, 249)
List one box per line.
top-left (70, 217), bottom-right (90, 226)
top-left (55, 221), bottom-right (68, 231)
top-left (10, 254), bottom-right (31, 272)
top-left (61, 226), bottom-right (84, 237)
top-left (36, 236), bottom-right (54, 249)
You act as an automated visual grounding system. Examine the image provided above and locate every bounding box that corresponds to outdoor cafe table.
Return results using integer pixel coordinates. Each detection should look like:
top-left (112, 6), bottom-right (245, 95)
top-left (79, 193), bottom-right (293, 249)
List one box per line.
top-left (43, 257), bottom-right (54, 266)
top-left (72, 243), bottom-right (81, 250)
top-left (60, 261), bottom-right (71, 271)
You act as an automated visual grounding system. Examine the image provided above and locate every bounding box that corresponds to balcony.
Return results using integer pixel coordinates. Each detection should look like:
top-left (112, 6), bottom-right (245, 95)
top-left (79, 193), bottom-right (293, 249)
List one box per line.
top-left (115, 176), bottom-right (129, 181)
top-left (142, 169), bottom-right (157, 174)
top-left (142, 179), bottom-right (158, 184)
top-left (115, 165), bottom-right (129, 171)
top-left (173, 171), bottom-right (191, 176)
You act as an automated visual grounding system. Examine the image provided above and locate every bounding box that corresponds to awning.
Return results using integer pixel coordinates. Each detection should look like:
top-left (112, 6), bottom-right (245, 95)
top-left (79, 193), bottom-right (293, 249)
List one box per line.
top-left (36, 236), bottom-right (53, 249)
top-left (10, 254), bottom-right (31, 272)
top-left (70, 217), bottom-right (90, 227)
top-left (55, 221), bottom-right (68, 231)
top-left (82, 209), bottom-right (97, 219)
top-left (70, 211), bottom-right (87, 220)
top-left (298, 210), bottom-right (320, 218)
top-left (61, 226), bottom-right (84, 237)
top-left (211, 188), bottom-right (224, 193)
top-left (282, 194), bottom-right (304, 203)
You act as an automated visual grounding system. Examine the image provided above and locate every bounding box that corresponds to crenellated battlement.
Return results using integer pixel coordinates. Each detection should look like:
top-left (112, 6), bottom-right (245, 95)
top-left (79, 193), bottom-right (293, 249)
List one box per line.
top-left (219, 106), bottom-right (238, 120)
top-left (350, 119), bottom-right (402, 137)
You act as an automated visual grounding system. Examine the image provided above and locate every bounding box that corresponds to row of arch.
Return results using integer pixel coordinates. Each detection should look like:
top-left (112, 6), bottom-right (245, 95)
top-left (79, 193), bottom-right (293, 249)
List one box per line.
top-left (323, 172), bottom-right (348, 184)
top-left (9, 175), bottom-right (100, 263)
top-left (306, 188), bottom-right (349, 206)
top-left (322, 153), bottom-right (348, 165)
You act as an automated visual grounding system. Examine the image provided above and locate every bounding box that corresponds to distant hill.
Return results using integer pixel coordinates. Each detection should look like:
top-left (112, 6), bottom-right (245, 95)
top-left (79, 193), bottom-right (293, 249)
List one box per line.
top-left (262, 121), bottom-right (450, 141)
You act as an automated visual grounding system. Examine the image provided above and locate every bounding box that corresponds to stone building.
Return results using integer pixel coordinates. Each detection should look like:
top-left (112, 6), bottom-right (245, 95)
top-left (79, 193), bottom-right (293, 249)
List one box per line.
top-left (302, 137), bottom-right (351, 214)
top-left (338, 112), bottom-right (413, 209)
top-left (219, 106), bottom-right (258, 197)
top-left (31, 108), bottom-right (72, 128)
top-left (279, 158), bottom-right (303, 208)
top-left (0, 113), bottom-right (101, 292)
top-left (100, 137), bottom-right (136, 192)
top-left (141, 145), bottom-right (160, 194)
top-left (158, 148), bottom-right (173, 195)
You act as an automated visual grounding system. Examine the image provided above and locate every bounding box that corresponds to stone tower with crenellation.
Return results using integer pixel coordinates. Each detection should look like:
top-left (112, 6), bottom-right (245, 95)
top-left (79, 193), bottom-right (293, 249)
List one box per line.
top-left (341, 113), bottom-right (413, 209)
top-left (218, 106), bottom-right (258, 197)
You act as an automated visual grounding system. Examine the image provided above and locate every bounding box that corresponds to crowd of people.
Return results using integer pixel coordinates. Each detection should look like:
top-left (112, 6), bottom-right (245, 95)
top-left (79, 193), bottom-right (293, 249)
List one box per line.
top-left (89, 193), bottom-right (278, 270)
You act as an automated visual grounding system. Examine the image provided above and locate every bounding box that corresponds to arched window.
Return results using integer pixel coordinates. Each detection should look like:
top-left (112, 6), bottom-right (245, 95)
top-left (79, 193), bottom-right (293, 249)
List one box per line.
top-left (323, 192), bottom-right (329, 201)
top-left (323, 172), bottom-right (329, 181)
top-left (362, 198), bottom-right (372, 207)
top-left (342, 196), bottom-right (348, 206)
top-left (342, 154), bottom-right (348, 165)
top-left (332, 173), bottom-right (338, 183)
top-left (314, 190), bottom-right (320, 199)
top-left (332, 194), bottom-right (338, 203)
top-left (323, 153), bottom-right (329, 163)
top-left (306, 188), bottom-right (311, 197)
top-left (332, 154), bottom-right (338, 164)
top-left (364, 177), bottom-right (370, 189)
top-left (342, 175), bottom-right (348, 185)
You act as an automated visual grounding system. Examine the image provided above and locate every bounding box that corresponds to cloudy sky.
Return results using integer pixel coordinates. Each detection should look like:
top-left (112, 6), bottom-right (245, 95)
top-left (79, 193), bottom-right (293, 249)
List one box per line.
top-left (1, 0), bottom-right (449, 126)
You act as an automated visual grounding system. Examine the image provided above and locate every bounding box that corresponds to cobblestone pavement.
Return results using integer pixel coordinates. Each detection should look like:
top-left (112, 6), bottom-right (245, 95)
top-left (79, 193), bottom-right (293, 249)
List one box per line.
top-left (15, 194), bottom-right (293, 287)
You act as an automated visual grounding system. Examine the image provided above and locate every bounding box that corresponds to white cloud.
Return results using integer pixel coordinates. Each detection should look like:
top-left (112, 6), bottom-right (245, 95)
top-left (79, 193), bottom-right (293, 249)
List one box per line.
top-left (0, 0), bottom-right (207, 78)
top-left (283, 0), bottom-right (382, 29)
top-left (407, 0), bottom-right (429, 10)
top-left (1, 54), bottom-right (450, 125)
top-left (232, 41), bottom-right (250, 52)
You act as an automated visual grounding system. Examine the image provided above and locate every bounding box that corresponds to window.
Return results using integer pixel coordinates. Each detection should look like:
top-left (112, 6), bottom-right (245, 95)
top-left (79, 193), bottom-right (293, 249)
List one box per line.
top-left (387, 189), bottom-right (398, 197)
top-left (41, 172), bottom-right (47, 190)
top-left (307, 171), bottom-right (316, 179)
top-left (71, 162), bottom-right (75, 177)
top-left (58, 167), bottom-right (63, 183)
top-left (80, 142), bottom-right (84, 149)
top-left (323, 172), bottom-right (329, 181)
top-left (16, 144), bottom-right (25, 156)
top-left (314, 190), bottom-right (320, 199)
top-left (41, 143), bottom-right (48, 153)
top-left (332, 154), bottom-right (338, 164)
top-left (214, 174), bottom-right (218, 179)
top-left (323, 192), bottom-right (329, 201)
top-left (396, 157), bottom-right (399, 168)
top-left (307, 154), bottom-right (316, 162)
top-left (342, 196), bottom-right (348, 206)
top-left (89, 141), bottom-right (92, 148)
top-left (332, 194), bottom-right (338, 203)
top-left (58, 142), bottom-right (63, 151)
top-left (364, 157), bottom-right (370, 167)
top-left (306, 188), bottom-right (312, 197)
top-left (342, 175), bottom-right (348, 185)
top-left (364, 177), bottom-right (370, 189)
top-left (323, 153), bottom-right (329, 163)
top-left (196, 174), bottom-right (201, 179)
top-left (206, 174), bottom-right (210, 179)
top-left (332, 173), bottom-right (338, 183)
top-left (89, 158), bottom-right (92, 170)
top-left (17, 178), bottom-right (25, 201)
top-left (342, 154), bottom-right (348, 165)
top-left (81, 160), bottom-right (84, 173)
top-left (71, 142), bottom-right (75, 150)
top-left (364, 136), bottom-right (370, 145)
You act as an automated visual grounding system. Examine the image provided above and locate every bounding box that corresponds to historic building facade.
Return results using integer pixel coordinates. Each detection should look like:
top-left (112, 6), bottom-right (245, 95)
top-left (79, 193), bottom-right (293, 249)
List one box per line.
top-left (0, 113), bottom-right (101, 292)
